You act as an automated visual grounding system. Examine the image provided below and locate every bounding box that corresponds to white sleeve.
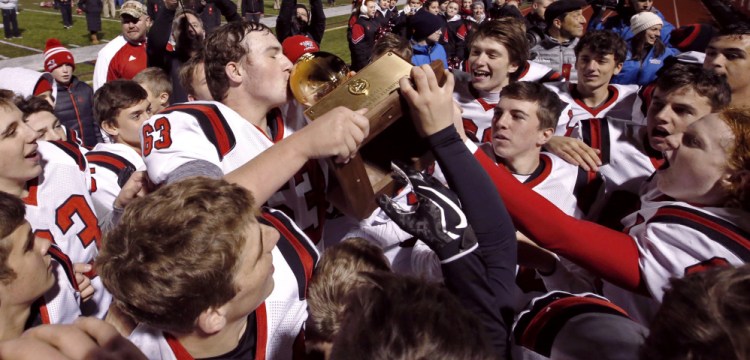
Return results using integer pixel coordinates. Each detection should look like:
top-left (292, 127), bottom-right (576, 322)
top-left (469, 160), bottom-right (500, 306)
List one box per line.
top-left (92, 52), bottom-right (110, 92)
top-left (141, 111), bottom-right (223, 185)
top-left (637, 219), bottom-right (746, 301)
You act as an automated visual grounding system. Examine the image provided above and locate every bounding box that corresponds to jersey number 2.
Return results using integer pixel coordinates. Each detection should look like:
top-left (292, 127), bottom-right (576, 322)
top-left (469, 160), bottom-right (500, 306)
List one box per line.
top-left (142, 117), bottom-right (173, 156)
top-left (56, 195), bottom-right (101, 248)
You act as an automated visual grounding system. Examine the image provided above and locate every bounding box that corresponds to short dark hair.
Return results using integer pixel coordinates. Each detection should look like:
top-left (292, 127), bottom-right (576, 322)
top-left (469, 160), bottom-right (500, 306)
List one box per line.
top-left (500, 81), bottom-right (564, 130)
top-left (718, 21), bottom-right (750, 37)
top-left (574, 30), bottom-right (627, 64)
top-left (655, 63), bottom-right (731, 112)
top-left (329, 271), bottom-right (495, 360)
top-left (93, 80), bottom-right (148, 126)
top-left (0, 192), bottom-right (27, 284)
top-left (15, 96), bottom-right (55, 121)
top-left (204, 21), bottom-right (272, 101)
top-left (642, 264), bottom-right (750, 360)
top-left (468, 18), bottom-right (530, 70)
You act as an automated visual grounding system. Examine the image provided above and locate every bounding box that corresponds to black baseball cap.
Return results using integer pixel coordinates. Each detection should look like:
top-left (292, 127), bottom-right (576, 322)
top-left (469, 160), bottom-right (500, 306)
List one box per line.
top-left (544, 0), bottom-right (587, 26)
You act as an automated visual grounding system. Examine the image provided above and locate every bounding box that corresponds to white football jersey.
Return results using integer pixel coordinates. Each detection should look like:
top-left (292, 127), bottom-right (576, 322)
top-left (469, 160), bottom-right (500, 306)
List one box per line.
top-left (129, 209), bottom-right (319, 360)
top-left (545, 82), bottom-right (644, 134)
top-left (85, 143), bottom-right (145, 222)
top-left (603, 191), bottom-right (750, 324)
top-left (140, 101), bottom-right (328, 244)
top-left (546, 83), bottom-right (657, 220)
top-left (517, 61), bottom-right (562, 83)
top-left (452, 70), bottom-right (500, 144)
top-left (23, 141), bottom-right (111, 321)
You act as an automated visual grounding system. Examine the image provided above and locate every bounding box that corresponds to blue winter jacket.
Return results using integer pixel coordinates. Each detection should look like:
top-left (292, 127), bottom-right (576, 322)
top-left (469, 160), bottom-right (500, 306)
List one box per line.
top-left (612, 45), bottom-right (680, 86)
top-left (590, 8), bottom-right (674, 44)
top-left (411, 42), bottom-right (449, 69)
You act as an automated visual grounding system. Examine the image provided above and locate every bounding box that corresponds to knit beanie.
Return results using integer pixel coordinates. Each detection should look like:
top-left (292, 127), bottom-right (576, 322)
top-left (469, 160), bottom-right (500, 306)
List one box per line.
top-left (669, 23), bottom-right (717, 53)
top-left (629, 12), bottom-right (663, 36)
top-left (411, 10), bottom-right (442, 41)
top-left (44, 38), bottom-right (75, 72)
top-left (282, 35), bottom-right (320, 63)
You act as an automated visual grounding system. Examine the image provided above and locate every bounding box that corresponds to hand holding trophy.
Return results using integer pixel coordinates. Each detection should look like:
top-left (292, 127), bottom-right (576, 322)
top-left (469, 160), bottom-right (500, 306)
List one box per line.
top-left (290, 51), bottom-right (446, 219)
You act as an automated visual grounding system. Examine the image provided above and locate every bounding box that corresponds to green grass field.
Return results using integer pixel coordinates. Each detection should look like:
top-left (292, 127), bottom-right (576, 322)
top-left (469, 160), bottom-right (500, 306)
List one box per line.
top-left (0, 0), bottom-right (352, 82)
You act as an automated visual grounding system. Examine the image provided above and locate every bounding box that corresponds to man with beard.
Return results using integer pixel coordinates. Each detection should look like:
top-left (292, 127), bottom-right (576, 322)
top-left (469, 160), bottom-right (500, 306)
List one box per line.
top-left (93, 0), bottom-right (152, 90)
top-left (147, 0), bottom-right (207, 103)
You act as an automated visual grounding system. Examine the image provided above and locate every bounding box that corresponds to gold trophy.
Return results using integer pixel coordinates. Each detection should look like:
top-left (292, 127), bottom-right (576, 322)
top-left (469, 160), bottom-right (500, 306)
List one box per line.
top-left (290, 51), bottom-right (446, 219)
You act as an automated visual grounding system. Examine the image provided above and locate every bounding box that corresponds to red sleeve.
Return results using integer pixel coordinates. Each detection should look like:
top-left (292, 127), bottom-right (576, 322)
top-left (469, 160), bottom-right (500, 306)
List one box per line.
top-left (473, 149), bottom-right (643, 291)
top-left (351, 24), bottom-right (365, 44)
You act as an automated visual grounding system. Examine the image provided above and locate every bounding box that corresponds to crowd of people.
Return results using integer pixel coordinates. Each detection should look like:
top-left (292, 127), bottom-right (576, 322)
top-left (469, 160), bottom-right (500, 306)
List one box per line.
top-left (0, 0), bottom-right (749, 358)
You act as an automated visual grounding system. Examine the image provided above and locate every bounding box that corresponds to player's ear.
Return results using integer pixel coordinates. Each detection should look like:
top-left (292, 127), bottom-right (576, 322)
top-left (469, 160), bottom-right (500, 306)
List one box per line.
top-left (197, 306), bottom-right (227, 334)
top-left (101, 120), bottom-right (119, 138)
top-left (538, 127), bottom-right (554, 146)
top-left (158, 92), bottom-right (170, 107)
top-left (225, 61), bottom-right (243, 85)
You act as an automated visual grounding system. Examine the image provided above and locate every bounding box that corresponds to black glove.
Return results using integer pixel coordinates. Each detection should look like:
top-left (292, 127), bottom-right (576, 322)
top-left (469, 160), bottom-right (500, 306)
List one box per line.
top-left (377, 163), bottom-right (478, 263)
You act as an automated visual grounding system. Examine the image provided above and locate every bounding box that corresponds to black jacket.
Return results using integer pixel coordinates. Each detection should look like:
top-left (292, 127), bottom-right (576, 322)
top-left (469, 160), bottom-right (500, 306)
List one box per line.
top-left (348, 15), bottom-right (379, 71)
top-left (54, 76), bottom-right (101, 147)
top-left (276, 0), bottom-right (325, 44)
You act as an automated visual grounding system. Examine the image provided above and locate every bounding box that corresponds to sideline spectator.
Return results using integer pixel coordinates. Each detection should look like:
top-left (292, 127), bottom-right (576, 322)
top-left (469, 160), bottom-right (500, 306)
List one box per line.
top-left (589, 0), bottom-right (674, 43)
top-left (80, 0), bottom-right (103, 43)
top-left (277, 0), bottom-right (325, 44)
top-left (529, 0), bottom-right (586, 81)
top-left (525, 0), bottom-right (555, 33)
top-left (242, 0), bottom-right (263, 23)
top-left (613, 12), bottom-right (679, 86)
top-left (59, 0), bottom-right (73, 28)
top-left (0, 0), bottom-right (20, 39)
top-left (471, 1), bottom-right (484, 23)
top-left (373, 0), bottom-right (395, 29)
top-left (101, 0), bottom-right (115, 17)
top-left (348, 0), bottom-right (380, 71)
top-left (93, 0), bottom-right (151, 90)
top-left (147, 0), bottom-right (242, 100)
top-left (410, 10), bottom-right (448, 68)
top-left (44, 39), bottom-right (101, 146)
top-left (488, 0), bottom-right (522, 21)
top-left (146, 0), bottom-right (165, 20)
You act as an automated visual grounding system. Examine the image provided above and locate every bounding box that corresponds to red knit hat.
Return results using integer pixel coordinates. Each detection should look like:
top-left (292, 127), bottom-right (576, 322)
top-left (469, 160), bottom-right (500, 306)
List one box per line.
top-left (282, 35), bottom-right (320, 64)
top-left (44, 38), bottom-right (75, 72)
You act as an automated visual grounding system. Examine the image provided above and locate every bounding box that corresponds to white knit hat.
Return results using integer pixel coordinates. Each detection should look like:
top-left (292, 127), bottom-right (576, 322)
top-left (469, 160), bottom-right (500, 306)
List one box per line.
top-left (630, 12), bottom-right (663, 36)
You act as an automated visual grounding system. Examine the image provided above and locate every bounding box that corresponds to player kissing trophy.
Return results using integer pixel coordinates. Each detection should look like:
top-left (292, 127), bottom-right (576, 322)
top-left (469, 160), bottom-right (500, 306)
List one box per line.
top-left (290, 51), bottom-right (445, 219)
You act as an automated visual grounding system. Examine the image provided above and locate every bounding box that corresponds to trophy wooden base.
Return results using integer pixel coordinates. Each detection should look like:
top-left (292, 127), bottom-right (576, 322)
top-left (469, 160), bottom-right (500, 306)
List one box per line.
top-left (303, 54), bottom-right (446, 220)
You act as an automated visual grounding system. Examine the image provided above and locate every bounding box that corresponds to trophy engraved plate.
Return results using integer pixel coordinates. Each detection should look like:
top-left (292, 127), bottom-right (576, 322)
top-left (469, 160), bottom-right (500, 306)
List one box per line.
top-left (291, 52), bottom-right (445, 219)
